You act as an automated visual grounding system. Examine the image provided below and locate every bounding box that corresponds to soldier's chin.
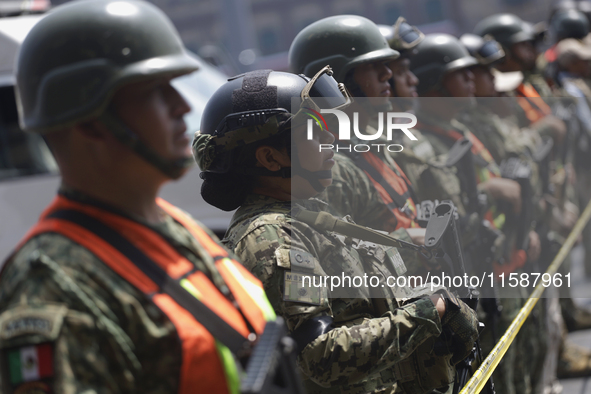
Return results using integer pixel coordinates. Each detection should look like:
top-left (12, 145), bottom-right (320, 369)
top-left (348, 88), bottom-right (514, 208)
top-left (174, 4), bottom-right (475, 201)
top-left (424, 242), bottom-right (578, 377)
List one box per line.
top-left (319, 177), bottom-right (333, 189)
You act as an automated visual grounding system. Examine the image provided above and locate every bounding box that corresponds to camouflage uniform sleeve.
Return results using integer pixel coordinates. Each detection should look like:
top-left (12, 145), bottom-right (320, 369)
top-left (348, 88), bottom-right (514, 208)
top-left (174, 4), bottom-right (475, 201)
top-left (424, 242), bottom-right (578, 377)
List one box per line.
top-left (231, 217), bottom-right (442, 388)
top-left (298, 297), bottom-right (441, 387)
top-left (0, 238), bottom-right (156, 394)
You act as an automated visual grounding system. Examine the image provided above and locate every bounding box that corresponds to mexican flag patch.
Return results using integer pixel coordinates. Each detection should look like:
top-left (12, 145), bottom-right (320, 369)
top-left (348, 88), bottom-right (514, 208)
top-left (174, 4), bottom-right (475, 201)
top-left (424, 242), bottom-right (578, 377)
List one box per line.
top-left (7, 343), bottom-right (53, 385)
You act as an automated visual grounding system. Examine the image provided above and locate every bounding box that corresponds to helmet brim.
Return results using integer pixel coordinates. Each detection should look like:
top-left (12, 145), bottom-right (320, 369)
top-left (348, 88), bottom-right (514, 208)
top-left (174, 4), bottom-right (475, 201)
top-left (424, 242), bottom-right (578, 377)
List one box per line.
top-left (24, 52), bottom-right (200, 133)
top-left (350, 47), bottom-right (400, 67)
top-left (444, 56), bottom-right (479, 73)
top-left (509, 30), bottom-right (536, 45)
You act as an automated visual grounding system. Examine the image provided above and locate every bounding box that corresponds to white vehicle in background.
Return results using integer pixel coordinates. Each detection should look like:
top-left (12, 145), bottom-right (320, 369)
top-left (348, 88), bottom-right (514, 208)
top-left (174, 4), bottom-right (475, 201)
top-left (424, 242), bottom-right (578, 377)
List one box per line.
top-left (0, 11), bottom-right (232, 263)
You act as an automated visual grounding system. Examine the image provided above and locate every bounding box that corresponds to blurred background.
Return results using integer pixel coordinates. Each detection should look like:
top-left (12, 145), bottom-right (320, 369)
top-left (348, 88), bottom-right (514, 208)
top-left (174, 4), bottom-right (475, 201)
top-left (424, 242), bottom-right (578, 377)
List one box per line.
top-left (33, 0), bottom-right (558, 75)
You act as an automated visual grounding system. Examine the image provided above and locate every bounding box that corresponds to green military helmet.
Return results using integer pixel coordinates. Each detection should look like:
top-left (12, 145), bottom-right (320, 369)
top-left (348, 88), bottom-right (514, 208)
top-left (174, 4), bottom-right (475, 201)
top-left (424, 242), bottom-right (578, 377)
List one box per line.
top-left (16, 0), bottom-right (199, 133)
top-left (288, 15), bottom-right (399, 82)
top-left (410, 33), bottom-right (478, 95)
top-left (473, 14), bottom-right (535, 49)
top-left (378, 17), bottom-right (425, 54)
top-left (550, 9), bottom-right (590, 41)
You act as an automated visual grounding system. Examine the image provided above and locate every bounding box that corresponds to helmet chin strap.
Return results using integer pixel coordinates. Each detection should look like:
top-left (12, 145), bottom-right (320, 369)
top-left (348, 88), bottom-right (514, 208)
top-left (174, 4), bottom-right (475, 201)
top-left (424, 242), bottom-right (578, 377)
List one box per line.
top-left (236, 137), bottom-right (332, 193)
top-left (237, 166), bottom-right (330, 193)
top-left (99, 109), bottom-right (193, 180)
top-left (290, 140), bottom-right (332, 193)
top-left (292, 168), bottom-right (332, 193)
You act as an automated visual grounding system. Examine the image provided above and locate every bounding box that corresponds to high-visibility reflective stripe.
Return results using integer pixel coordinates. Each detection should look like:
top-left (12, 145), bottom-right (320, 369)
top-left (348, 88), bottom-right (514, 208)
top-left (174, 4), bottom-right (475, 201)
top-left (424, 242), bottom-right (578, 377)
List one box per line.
top-left (215, 342), bottom-right (241, 394)
top-left (459, 198), bottom-right (591, 394)
top-left (181, 275), bottom-right (242, 394)
top-left (180, 278), bottom-right (203, 299)
top-left (220, 258), bottom-right (276, 322)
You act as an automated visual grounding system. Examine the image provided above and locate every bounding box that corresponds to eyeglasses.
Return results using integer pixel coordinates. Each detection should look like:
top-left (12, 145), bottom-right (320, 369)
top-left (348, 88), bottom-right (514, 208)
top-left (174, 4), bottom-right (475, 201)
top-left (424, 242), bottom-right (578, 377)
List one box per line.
top-left (475, 37), bottom-right (505, 65)
top-left (299, 65), bottom-right (352, 114)
top-left (391, 17), bottom-right (424, 50)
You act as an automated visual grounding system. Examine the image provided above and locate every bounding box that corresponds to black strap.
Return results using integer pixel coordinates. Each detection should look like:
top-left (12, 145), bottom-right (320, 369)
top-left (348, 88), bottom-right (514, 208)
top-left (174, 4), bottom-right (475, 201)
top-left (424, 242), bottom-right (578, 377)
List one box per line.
top-left (351, 153), bottom-right (414, 210)
top-left (47, 209), bottom-right (251, 355)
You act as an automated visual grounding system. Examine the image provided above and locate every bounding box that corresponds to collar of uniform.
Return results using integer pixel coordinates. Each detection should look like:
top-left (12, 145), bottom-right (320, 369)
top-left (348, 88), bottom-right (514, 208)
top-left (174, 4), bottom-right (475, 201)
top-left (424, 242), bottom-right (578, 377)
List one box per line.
top-left (57, 184), bottom-right (170, 226)
top-left (232, 193), bottom-right (328, 221)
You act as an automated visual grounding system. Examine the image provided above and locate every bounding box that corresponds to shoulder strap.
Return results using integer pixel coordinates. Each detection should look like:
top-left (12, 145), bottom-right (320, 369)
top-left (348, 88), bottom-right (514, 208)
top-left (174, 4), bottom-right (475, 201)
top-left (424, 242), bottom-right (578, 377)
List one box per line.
top-left (47, 209), bottom-right (251, 356)
top-left (351, 152), bottom-right (413, 209)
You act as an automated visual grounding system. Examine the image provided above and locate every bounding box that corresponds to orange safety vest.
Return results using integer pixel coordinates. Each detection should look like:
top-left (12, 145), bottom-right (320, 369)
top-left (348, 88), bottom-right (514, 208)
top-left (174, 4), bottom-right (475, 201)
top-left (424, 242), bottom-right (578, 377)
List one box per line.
top-left (352, 151), bottom-right (420, 231)
top-left (516, 82), bottom-right (552, 124)
top-left (13, 195), bottom-right (273, 394)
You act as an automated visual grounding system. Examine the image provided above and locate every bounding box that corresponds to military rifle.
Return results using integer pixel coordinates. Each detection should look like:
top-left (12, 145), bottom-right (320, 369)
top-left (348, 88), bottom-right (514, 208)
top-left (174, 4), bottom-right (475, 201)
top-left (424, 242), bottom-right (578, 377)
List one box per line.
top-left (241, 317), bottom-right (306, 394)
top-left (500, 157), bottom-right (534, 258)
top-left (443, 138), bottom-right (503, 344)
top-left (423, 201), bottom-right (495, 394)
top-left (533, 137), bottom-right (554, 196)
top-left (292, 205), bottom-right (493, 394)
top-left (552, 100), bottom-right (578, 205)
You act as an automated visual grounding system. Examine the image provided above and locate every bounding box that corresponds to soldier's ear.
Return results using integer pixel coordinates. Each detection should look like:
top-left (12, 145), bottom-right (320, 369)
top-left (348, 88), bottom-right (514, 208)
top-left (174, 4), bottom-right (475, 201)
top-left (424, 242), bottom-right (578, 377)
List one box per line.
top-left (254, 145), bottom-right (291, 171)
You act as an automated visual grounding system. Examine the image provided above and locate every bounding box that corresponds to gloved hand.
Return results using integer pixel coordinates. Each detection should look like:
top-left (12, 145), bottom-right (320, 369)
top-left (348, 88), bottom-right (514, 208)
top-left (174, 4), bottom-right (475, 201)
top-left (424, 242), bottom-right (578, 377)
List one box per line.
top-left (439, 290), bottom-right (480, 365)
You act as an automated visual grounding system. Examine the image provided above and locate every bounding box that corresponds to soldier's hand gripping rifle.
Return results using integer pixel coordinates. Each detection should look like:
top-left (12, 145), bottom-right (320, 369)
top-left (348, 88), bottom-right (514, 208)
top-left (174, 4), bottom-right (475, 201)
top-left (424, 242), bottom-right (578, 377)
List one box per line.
top-left (291, 205), bottom-right (491, 394)
top-left (424, 201), bottom-right (495, 394)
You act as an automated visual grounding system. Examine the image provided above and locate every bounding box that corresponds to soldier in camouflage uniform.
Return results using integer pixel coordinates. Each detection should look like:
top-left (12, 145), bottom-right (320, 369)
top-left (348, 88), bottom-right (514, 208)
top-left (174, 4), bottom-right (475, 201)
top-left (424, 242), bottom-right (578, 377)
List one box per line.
top-left (403, 33), bottom-right (546, 394)
top-left (554, 37), bottom-right (591, 283)
top-left (0, 1), bottom-right (277, 393)
top-left (458, 33), bottom-right (549, 394)
top-left (288, 16), bottom-right (428, 270)
top-left (476, 14), bottom-right (591, 384)
top-left (193, 68), bottom-right (480, 393)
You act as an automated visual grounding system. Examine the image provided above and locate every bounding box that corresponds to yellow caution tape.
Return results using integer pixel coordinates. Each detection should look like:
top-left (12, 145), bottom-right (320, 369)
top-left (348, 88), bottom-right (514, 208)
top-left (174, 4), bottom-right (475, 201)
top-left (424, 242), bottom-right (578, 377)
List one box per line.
top-left (459, 199), bottom-right (591, 394)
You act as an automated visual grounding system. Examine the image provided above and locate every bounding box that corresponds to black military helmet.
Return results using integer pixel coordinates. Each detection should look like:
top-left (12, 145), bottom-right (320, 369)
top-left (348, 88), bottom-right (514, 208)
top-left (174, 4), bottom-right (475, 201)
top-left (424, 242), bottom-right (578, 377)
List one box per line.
top-left (288, 15), bottom-right (399, 82)
top-left (193, 67), bottom-right (349, 191)
top-left (460, 34), bottom-right (505, 66)
top-left (550, 9), bottom-right (590, 41)
top-left (410, 34), bottom-right (478, 95)
top-left (16, 0), bottom-right (199, 134)
top-left (378, 17), bottom-right (425, 55)
top-left (474, 14), bottom-right (535, 49)
top-left (550, 0), bottom-right (591, 26)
